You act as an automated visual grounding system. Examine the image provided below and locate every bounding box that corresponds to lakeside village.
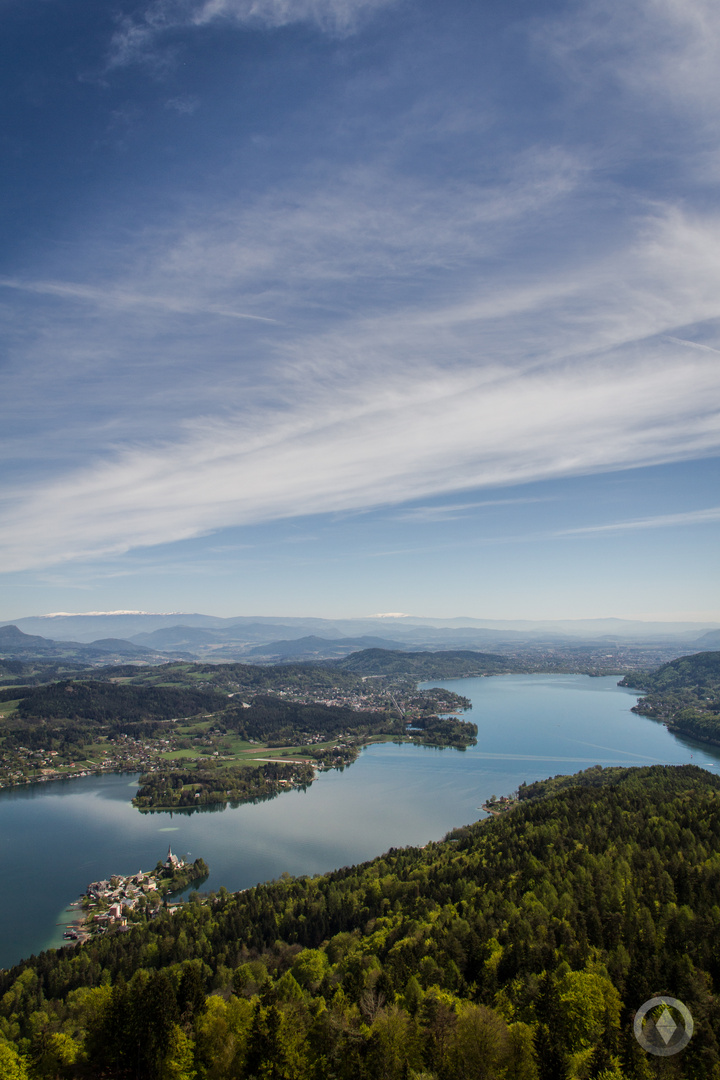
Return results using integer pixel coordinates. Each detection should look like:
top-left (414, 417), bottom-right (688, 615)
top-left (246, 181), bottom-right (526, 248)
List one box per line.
top-left (0, 734), bottom-right (176, 790)
top-left (62, 847), bottom-right (209, 944)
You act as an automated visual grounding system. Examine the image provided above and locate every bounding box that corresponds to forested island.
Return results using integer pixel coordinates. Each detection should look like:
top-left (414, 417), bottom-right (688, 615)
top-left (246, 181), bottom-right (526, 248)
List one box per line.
top-left (1, 764), bottom-right (718, 1079)
top-left (620, 650), bottom-right (720, 747)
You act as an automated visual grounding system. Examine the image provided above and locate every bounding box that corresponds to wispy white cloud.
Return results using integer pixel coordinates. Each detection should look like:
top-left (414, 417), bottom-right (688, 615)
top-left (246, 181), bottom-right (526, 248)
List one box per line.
top-left (4, 180), bottom-right (720, 569)
top-left (557, 507), bottom-right (720, 537)
top-left (393, 498), bottom-right (554, 523)
top-left (164, 95), bottom-right (200, 115)
top-left (1, 341), bottom-right (718, 571)
top-left (193, 0), bottom-right (397, 31)
top-left (5, 3), bottom-right (720, 578)
top-left (143, 154), bottom-right (582, 315)
top-left (0, 151), bottom-right (586, 460)
top-left (0, 278), bottom-right (276, 322)
top-left (109, 0), bottom-right (399, 69)
top-left (538, 0), bottom-right (720, 125)
top-left (665, 336), bottom-right (720, 356)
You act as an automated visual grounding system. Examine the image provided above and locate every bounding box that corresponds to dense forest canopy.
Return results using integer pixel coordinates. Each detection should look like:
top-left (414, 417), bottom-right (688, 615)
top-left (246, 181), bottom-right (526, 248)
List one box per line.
top-left (623, 651), bottom-right (720, 694)
top-left (2, 764), bottom-right (719, 1079)
top-left (14, 681), bottom-right (226, 723)
top-left (0, 680), bottom-right (229, 753)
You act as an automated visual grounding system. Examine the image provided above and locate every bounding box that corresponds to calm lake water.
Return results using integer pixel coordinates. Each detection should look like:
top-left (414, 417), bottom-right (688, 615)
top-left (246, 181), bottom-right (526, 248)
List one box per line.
top-left (1, 674), bottom-right (718, 970)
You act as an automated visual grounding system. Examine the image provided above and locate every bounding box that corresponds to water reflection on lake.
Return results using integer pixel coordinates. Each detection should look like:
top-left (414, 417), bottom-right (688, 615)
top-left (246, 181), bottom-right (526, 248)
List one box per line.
top-left (1, 674), bottom-right (717, 969)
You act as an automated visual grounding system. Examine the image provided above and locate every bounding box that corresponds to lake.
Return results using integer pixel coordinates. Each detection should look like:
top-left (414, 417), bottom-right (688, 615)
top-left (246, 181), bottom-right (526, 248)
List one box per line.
top-left (1, 674), bottom-right (717, 970)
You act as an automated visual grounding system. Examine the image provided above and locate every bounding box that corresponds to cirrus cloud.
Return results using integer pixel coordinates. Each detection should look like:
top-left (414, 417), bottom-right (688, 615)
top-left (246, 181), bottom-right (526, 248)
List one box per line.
top-left (109, 0), bottom-right (400, 69)
top-left (1, 341), bottom-right (718, 572)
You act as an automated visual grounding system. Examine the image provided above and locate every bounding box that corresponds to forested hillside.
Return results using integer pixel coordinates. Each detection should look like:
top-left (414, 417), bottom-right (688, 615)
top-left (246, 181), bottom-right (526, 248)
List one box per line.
top-left (222, 695), bottom-right (396, 745)
top-left (1, 765), bottom-right (719, 1079)
top-left (103, 662), bottom-right (363, 694)
top-left (15, 680), bottom-right (225, 724)
top-left (621, 650), bottom-right (720, 745)
top-left (1, 680), bottom-right (227, 752)
top-left (331, 648), bottom-right (515, 677)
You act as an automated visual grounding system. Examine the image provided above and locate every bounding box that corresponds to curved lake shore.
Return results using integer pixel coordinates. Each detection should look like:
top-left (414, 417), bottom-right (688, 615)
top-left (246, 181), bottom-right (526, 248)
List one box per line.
top-left (1, 674), bottom-right (718, 970)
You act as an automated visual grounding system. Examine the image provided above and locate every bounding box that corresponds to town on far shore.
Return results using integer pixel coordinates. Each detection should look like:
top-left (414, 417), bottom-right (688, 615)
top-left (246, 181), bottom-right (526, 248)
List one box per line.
top-left (62, 846), bottom-right (208, 944)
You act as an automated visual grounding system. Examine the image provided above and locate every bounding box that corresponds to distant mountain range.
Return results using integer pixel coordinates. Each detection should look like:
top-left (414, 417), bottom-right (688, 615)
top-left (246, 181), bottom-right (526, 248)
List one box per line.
top-left (0, 611), bottom-right (718, 665)
top-left (0, 624), bottom-right (181, 663)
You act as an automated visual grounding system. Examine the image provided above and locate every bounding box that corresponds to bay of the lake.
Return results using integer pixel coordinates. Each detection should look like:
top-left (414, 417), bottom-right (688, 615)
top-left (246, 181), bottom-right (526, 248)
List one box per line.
top-left (1, 673), bottom-right (718, 970)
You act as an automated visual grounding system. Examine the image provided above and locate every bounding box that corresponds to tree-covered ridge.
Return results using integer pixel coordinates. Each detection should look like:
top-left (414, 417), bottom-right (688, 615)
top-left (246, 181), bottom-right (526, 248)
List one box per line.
top-left (0, 658), bottom-right (93, 688)
top-left (516, 763), bottom-right (651, 801)
top-left (97, 661), bottom-right (364, 693)
top-left (0, 680), bottom-right (228, 764)
top-left (622, 650), bottom-right (720, 693)
top-left (620, 650), bottom-right (720, 746)
top-left (2, 764), bottom-right (720, 1079)
top-left (14, 680), bottom-right (226, 723)
top-left (0, 679), bottom-right (228, 766)
top-left (330, 648), bottom-right (517, 677)
top-left (222, 695), bottom-right (395, 744)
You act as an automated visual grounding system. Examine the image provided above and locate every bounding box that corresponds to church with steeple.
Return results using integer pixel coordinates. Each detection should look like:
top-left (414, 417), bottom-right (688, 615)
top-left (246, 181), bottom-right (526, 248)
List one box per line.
top-left (165, 844), bottom-right (183, 869)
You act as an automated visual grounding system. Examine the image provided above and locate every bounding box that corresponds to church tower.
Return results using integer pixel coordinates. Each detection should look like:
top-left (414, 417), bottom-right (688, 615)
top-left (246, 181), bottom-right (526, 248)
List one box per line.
top-left (165, 844), bottom-right (181, 869)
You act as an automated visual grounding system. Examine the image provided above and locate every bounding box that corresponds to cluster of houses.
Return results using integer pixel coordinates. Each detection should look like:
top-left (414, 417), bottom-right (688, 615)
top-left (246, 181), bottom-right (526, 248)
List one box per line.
top-left (0, 732), bottom-right (176, 791)
top-left (72, 847), bottom-right (186, 937)
top-left (481, 794), bottom-right (516, 816)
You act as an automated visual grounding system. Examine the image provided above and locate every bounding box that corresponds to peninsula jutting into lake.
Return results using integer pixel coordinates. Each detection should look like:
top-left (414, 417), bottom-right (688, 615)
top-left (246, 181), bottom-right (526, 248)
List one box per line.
top-left (0, 659), bottom-right (475, 809)
top-left (63, 846), bottom-right (209, 944)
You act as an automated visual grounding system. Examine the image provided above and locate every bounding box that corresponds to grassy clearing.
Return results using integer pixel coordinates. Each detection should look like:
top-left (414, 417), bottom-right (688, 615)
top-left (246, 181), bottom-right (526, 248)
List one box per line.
top-left (219, 750), bottom-right (278, 766)
top-left (84, 740), bottom-right (111, 754)
top-left (0, 699), bottom-right (21, 717)
top-left (225, 737), bottom-right (255, 754)
top-left (246, 747), bottom-right (313, 761)
top-left (277, 740), bottom-right (333, 754)
top-left (175, 720), bottom-right (213, 736)
top-left (158, 743), bottom-right (311, 767)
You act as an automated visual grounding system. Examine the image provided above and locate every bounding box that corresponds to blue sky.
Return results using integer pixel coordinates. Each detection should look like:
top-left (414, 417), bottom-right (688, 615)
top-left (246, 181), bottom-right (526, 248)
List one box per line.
top-left (1, 0), bottom-right (719, 622)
